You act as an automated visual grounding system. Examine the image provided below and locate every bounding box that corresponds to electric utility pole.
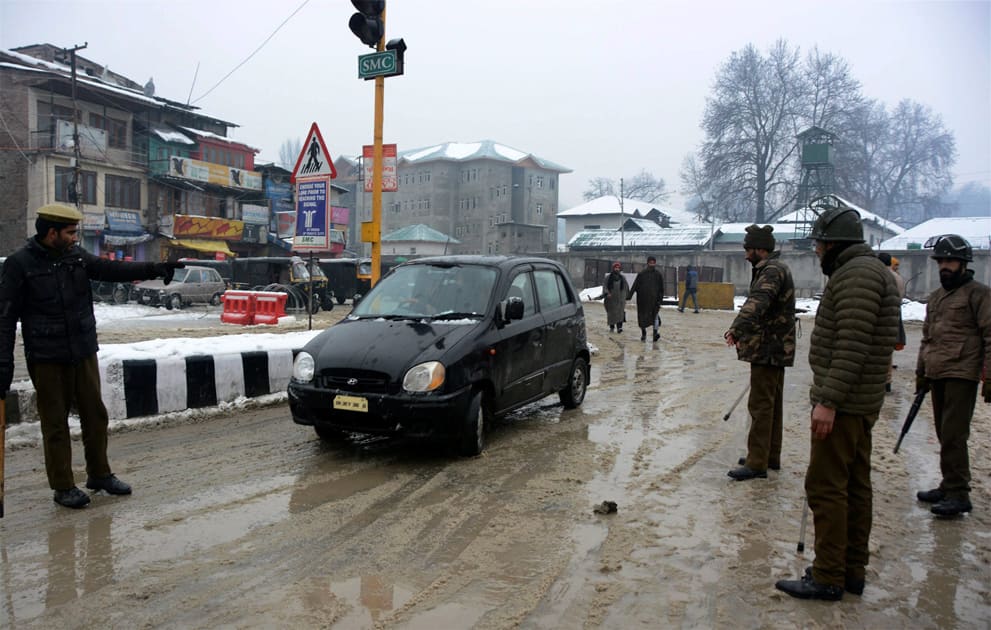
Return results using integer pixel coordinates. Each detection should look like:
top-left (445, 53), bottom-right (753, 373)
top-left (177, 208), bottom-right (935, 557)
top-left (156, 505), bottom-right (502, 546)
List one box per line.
top-left (64, 42), bottom-right (88, 216)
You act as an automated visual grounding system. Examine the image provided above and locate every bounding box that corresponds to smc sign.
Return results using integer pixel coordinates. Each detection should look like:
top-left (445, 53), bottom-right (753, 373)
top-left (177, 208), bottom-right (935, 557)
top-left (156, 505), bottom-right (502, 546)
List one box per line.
top-left (358, 50), bottom-right (397, 79)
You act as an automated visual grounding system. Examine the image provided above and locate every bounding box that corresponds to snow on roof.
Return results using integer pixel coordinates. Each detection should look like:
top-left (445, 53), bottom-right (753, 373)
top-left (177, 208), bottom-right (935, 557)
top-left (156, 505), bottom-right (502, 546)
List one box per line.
top-left (559, 196), bottom-right (703, 226)
top-left (1, 48), bottom-right (237, 126)
top-left (179, 126), bottom-right (259, 152)
top-left (879, 216), bottom-right (991, 250)
top-left (624, 217), bottom-right (666, 232)
top-left (150, 126), bottom-right (195, 145)
top-left (398, 140), bottom-right (570, 172)
top-left (382, 224), bottom-right (459, 244)
top-left (777, 195), bottom-right (905, 235)
top-left (568, 225), bottom-right (713, 249)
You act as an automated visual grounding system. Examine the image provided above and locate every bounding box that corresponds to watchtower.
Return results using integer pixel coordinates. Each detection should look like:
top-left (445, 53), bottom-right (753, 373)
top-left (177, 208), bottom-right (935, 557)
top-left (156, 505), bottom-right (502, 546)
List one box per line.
top-left (793, 126), bottom-right (836, 240)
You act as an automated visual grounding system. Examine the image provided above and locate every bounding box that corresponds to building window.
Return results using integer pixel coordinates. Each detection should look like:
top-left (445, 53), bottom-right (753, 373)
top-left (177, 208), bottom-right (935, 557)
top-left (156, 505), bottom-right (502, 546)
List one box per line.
top-left (106, 174), bottom-right (141, 209)
top-left (89, 113), bottom-right (127, 149)
top-left (550, 177), bottom-right (555, 190)
top-left (536, 203), bottom-right (543, 215)
top-left (536, 176), bottom-right (544, 189)
top-left (54, 166), bottom-right (96, 204)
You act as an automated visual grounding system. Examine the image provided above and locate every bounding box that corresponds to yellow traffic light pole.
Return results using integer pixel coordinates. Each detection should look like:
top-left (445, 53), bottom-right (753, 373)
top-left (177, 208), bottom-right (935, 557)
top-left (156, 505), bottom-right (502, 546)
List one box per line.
top-left (370, 11), bottom-right (386, 286)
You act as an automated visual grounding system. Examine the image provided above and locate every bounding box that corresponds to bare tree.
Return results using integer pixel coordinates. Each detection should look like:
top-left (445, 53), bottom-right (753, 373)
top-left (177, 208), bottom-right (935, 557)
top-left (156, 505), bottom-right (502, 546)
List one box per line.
top-left (836, 99), bottom-right (955, 223)
top-left (698, 40), bottom-right (807, 223)
top-left (582, 171), bottom-right (668, 203)
top-left (278, 137), bottom-right (302, 170)
top-left (583, 177), bottom-right (615, 200)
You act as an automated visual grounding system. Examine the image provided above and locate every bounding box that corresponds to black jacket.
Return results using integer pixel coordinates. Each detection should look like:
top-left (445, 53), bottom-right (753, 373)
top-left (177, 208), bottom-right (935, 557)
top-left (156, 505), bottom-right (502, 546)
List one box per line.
top-left (0, 237), bottom-right (160, 393)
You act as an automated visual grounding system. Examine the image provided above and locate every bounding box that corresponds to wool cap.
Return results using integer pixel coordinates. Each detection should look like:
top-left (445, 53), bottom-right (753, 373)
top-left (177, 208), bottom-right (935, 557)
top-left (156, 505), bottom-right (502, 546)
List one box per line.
top-left (37, 203), bottom-right (83, 224)
top-left (743, 224), bottom-right (775, 251)
top-left (612, 261), bottom-right (621, 269)
top-left (877, 252), bottom-right (892, 266)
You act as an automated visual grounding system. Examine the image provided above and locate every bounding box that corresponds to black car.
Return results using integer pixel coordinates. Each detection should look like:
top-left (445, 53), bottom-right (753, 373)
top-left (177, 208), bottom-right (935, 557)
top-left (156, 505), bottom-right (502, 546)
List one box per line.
top-left (288, 255), bottom-right (590, 456)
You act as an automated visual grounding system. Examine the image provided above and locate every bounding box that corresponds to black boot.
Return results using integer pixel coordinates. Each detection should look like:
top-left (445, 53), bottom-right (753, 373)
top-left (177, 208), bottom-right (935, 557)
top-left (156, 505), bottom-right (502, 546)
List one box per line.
top-left (54, 487), bottom-right (91, 509)
top-left (652, 331), bottom-right (660, 342)
top-left (775, 572), bottom-right (843, 601)
top-left (86, 474), bottom-right (132, 495)
top-left (640, 329), bottom-right (646, 341)
top-left (803, 567), bottom-right (863, 595)
top-left (727, 466), bottom-right (767, 481)
top-left (931, 497), bottom-right (972, 516)
top-left (739, 457), bottom-right (780, 471)
top-left (617, 325), bottom-right (623, 333)
top-left (916, 488), bottom-right (945, 503)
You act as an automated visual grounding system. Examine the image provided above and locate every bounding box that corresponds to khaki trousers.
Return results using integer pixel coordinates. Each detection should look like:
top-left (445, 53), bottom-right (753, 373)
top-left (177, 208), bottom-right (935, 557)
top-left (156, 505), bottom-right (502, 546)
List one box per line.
top-left (930, 378), bottom-right (976, 500)
top-left (744, 364), bottom-right (784, 470)
top-left (805, 411), bottom-right (876, 588)
top-left (28, 354), bottom-right (112, 490)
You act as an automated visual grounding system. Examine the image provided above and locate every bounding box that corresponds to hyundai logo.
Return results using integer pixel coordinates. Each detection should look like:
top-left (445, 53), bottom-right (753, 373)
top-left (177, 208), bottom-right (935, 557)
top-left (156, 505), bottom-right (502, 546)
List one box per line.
top-left (347, 378), bottom-right (358, 386)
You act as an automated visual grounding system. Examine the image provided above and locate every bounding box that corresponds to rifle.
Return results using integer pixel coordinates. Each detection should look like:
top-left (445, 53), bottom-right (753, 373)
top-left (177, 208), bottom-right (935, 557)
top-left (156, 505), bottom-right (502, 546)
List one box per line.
top-left (893, 388), bottom-right (927, 454)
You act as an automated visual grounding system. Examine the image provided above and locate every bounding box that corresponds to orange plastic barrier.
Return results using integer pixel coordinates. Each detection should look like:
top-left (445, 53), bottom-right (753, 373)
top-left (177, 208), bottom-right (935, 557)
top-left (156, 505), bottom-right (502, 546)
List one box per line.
top-left (220, 290), bottom-right (255, 325)
top-left (253, 292), bottom-right (288, 325)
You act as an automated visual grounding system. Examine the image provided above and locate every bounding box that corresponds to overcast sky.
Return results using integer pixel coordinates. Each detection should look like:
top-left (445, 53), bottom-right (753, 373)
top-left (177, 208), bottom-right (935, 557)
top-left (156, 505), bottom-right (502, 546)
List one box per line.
top-left (2, 0), bottom-right (988, 211)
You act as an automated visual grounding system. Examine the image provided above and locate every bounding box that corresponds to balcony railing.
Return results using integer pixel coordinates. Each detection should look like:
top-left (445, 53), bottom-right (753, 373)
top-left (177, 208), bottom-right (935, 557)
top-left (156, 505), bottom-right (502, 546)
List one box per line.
top-left (30, 123), bottom-right (146, 169)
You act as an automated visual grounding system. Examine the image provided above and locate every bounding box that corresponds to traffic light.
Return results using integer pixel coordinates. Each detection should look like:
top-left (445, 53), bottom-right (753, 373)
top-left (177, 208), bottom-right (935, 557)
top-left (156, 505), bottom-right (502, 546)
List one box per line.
top-left (385, 38), bottom-right (406, 76)
top-left (349, 0), bottom-right (385, 48)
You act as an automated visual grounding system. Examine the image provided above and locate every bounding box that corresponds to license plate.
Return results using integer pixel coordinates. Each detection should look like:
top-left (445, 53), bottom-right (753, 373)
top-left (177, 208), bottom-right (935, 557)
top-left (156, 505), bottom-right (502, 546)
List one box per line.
top-left (333, 394), bottom-right (368, 413)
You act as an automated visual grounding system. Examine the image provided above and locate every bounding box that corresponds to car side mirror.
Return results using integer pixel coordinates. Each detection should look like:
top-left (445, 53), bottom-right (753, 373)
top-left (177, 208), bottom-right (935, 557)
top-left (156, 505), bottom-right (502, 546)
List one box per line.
top-left (504, 297), bottom-right (524, 321)
top-left (353, 293), bottom-right (364, 305)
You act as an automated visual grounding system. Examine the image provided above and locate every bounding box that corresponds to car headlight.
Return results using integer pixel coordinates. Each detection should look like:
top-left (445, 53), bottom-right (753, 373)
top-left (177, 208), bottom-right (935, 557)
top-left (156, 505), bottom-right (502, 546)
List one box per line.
top-left (403, 361), bottom-right (445, 393)
top-left (292, 351), bottom-right (315, 382)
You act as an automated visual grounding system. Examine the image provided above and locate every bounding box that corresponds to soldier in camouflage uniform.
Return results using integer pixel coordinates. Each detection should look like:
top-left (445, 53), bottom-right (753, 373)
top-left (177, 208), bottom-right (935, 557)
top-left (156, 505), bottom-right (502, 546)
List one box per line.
top-left (724, 225), bottom-right (796, 480)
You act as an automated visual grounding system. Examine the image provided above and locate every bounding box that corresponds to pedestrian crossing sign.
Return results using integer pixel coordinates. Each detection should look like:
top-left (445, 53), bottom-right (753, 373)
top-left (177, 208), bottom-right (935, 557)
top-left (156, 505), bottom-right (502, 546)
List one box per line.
top-left (291, 122), bottom-right (338, 183)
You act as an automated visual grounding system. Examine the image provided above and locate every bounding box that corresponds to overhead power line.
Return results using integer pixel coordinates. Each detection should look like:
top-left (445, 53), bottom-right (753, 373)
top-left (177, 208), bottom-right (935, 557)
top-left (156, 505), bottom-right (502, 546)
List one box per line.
top-left (191, 0), bottom-right (311, 105)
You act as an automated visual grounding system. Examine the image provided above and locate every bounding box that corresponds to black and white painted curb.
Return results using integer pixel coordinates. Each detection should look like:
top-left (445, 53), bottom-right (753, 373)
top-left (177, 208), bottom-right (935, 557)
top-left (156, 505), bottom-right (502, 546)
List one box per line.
top-left (5, 349), bottom-right (299, 425)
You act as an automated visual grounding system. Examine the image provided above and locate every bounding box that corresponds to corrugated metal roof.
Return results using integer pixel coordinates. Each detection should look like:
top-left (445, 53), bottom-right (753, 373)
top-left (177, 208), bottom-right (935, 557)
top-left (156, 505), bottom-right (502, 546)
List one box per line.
top-left (397, 140), bottom-right (571, 173)
top-left (879, 217), bottom-right (991, 250)
top-left (778, 195), bottom-right (905, 235)
top-left (568, 225), bottom-right (714, 249)
top-left (714, 223), bottom-right (803, 244)
top-left (558, 196), bottom-right (702, 226)
top-left (382, 224), bottom-right (460, 244)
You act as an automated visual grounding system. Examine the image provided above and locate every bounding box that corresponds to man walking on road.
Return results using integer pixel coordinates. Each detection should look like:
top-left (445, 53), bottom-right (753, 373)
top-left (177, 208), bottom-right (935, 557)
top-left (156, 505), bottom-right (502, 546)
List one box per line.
top-left (603, 261), bottom-right (629, 333)
top-left (0, 204), bottom-right (183, 509)
top-left (724, 225), bottom-right (795, 481)
top-left (775, 198), bottom-right (900, 601)
top-left (629, 255), bottom-right (664, 342)
top-left (914, 234), bottom-right (991, 517)
top-left (678, 265), bottom-right (700, 313)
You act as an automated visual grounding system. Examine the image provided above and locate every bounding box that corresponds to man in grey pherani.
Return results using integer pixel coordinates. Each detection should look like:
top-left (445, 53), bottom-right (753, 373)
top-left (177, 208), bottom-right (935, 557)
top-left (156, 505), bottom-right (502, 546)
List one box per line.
top-left (774, 199), bottom-right (900, 601)
top-left (0, 204), bottom-right (183, 509)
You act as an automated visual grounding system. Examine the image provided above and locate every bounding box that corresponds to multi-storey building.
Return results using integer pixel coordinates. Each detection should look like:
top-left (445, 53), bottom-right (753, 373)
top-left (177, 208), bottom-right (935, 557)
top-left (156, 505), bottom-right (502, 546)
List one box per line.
top-left (0, 44), bottom-right (301, 261)
top-left (334, 141), bottom-right (569, 257)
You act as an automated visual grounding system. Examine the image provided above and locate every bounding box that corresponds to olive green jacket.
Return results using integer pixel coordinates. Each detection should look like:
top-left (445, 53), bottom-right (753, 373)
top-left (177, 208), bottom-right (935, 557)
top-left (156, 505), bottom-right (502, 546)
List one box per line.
top-left (917, 274), bottom-right (991, 383)
top-left (728, 251), bottom-right (796, 367)
top-left (809, 243), bottom-right (901, 414)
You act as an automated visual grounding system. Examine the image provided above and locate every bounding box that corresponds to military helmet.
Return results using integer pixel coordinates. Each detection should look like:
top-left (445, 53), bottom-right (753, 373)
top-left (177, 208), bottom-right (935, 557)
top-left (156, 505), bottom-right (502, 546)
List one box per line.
top-left (927, 234), bottom-right (973, 262)
top-left (808, 196), bottom-right (864, 243)
top-left (36, 203), bottom-right (83, 224)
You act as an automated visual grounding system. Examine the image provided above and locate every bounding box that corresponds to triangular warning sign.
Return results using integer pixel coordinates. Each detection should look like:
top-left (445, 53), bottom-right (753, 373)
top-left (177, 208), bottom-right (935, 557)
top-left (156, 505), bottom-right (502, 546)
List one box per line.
top-left (291, 122), bottom-right (338, 183)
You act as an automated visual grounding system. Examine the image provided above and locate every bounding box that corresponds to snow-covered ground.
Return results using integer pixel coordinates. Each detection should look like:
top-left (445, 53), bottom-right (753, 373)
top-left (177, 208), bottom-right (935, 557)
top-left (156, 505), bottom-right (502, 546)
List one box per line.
top-left (576, 287), bottom-right (927, 321)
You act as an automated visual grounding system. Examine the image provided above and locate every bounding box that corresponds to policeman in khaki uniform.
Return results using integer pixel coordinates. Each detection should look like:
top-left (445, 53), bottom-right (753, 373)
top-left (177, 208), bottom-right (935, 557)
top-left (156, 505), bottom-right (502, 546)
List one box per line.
top-left (0, 204), bottom-right (182, 509)
top-left (915, 234), bottom-right (991, 517)
top-left (724, 225), bottom-right (796, 480)
top-left (775, 198), bottom-right (900, 601)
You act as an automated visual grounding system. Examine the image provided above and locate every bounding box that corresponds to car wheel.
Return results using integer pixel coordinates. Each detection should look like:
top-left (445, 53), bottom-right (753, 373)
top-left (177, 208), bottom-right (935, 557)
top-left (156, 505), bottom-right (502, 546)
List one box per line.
top-left (314, 425), bottom-right (346, 442)
top-left (168, 293), bottom-right (183, 311)
top-left (112, 284), bottom-right (129, 304)
top-left (209, 292), bottom-right (223, 306)
top-left (457, 390), bottom-right (486, 457)
top-left (309, 294), bottom-right (320, 314)
top-left (336, 294), bottom-right (346, 305)
top-left (559, 356), bottom-right (588, 409)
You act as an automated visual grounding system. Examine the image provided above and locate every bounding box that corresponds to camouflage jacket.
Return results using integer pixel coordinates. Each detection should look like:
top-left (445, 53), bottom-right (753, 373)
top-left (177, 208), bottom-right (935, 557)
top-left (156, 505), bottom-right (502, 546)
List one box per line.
top-left (728, 251), bottom-right (796, 367)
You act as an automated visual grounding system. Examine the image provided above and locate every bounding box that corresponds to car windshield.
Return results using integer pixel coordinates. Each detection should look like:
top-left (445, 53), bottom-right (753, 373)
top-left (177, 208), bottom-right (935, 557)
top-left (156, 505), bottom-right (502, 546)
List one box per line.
top-left (352, 263), bottom-right (497, 319)
top-left (171, 268), bottom-right (191, 283)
